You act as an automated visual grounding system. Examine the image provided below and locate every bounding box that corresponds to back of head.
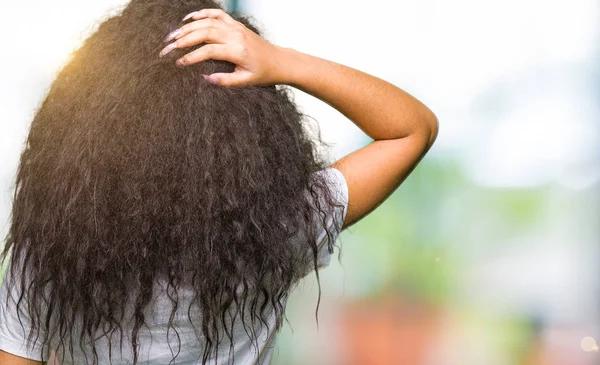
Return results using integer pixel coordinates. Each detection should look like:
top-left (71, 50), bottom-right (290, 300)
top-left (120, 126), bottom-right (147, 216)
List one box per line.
top-left (2, 1), bottom-right (342, 363)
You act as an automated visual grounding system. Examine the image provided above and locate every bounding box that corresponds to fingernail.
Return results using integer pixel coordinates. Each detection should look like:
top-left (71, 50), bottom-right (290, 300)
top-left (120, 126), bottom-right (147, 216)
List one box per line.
top-left (182, 11), bottom-right (197, 22)
top-left (159, 42), bottom-right (177, 57)
top-left (203, 75), bottom-right (219, 85)
top-left (164, 29), bottom-right (181, 43)
top-left (176, 58), bottom-right (187, 67)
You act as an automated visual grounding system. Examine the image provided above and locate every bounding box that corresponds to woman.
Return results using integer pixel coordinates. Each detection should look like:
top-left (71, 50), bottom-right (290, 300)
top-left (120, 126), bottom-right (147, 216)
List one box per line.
top-left (0, 1), bottom-right (438, 364)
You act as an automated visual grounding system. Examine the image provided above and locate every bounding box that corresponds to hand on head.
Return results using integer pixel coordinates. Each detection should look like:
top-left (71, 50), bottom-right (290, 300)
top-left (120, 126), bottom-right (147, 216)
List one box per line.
top-left (159, 8), bottom-right (285, 87)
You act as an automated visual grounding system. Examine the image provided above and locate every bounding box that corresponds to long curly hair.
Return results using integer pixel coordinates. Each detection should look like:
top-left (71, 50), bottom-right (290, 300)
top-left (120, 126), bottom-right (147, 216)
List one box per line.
top-left (0, 0), bottom-right (344, 363)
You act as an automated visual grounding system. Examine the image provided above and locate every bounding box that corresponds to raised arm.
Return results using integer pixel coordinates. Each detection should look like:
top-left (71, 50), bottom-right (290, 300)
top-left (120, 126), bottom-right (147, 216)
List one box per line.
top-left (277, 50), bottom-right (438, 228)
top-left (162, 8), bottom-right (439, 229)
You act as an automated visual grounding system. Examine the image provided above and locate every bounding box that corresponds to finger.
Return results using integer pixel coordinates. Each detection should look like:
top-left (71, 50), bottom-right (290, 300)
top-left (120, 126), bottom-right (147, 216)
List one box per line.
top-left (176, 44), bottom-right (240, 66)
top-left (182, 8), bottom-right (237, 25)
top-left (160, 28), bottom-right (221, 57)
top-left (179, 27), bottom-right (232, 48)
top-left (166, 18), bottom-right (228, 43)
top-left (203, 72), bottom-right (250, 87)
top-left (160, 27), bottom-right (233, 58)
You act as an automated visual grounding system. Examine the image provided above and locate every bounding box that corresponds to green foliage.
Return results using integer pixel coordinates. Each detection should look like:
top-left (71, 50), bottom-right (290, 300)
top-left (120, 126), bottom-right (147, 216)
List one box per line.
top-left (339, 154), bottom-right (548, 304)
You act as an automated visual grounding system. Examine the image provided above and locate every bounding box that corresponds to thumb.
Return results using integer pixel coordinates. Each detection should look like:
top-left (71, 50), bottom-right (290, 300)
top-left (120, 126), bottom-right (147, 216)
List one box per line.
top-left (203, 73), bottom-right (248, 87)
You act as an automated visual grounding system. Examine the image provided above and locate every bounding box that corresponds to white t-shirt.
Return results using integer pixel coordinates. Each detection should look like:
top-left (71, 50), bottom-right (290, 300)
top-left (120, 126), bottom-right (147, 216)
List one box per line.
top-left (0, 167), bottom-right (348, 364)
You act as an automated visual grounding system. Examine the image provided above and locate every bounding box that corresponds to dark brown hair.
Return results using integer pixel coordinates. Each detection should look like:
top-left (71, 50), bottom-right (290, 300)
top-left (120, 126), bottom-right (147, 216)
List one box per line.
top-left (1, 0), bottom-right (343, 363)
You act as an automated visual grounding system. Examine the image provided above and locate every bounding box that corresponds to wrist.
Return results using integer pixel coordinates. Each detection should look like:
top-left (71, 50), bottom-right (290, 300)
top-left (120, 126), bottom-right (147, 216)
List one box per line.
top-left (272, 46), bottom-right (309, 86)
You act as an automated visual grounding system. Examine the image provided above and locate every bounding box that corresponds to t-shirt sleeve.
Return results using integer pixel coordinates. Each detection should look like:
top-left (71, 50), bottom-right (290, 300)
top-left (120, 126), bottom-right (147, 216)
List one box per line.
top-left (307, 167), bottom-right (349, 270)
top-left (0, 261), bottom-right (48, 361)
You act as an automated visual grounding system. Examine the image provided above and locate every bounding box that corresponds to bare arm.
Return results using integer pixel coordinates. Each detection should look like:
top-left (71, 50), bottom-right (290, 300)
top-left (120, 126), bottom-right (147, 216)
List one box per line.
top-left (277, 49), bottom-right (438, 228)
top-left (0, 350), bottom-right (42, 365)
top-left (162, 8), bottom-right (439, 229)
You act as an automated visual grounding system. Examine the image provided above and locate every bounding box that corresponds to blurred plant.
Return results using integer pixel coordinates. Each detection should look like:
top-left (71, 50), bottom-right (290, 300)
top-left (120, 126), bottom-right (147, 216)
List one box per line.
top-left (339, 144), bottom-right (549, 307)
top-left (339, 155), bottom-right (464, 305)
